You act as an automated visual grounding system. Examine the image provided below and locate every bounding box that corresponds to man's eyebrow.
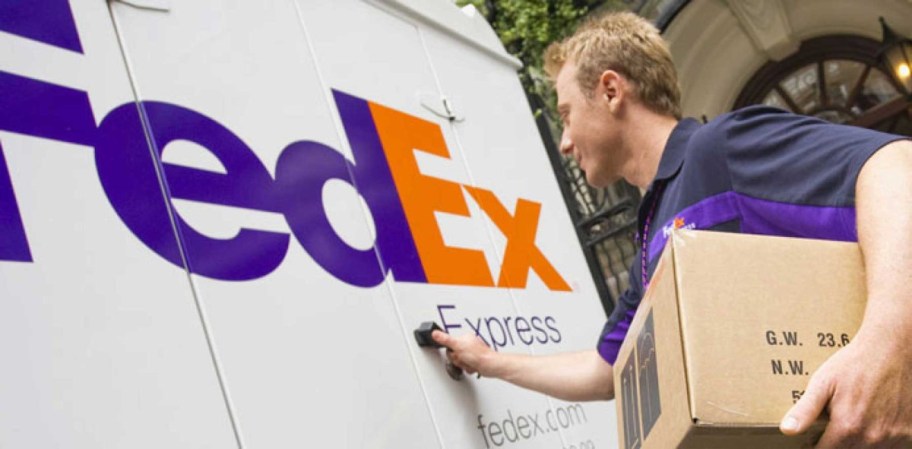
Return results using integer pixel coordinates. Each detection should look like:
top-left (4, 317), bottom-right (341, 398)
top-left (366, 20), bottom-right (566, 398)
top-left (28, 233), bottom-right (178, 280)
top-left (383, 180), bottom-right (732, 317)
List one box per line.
top-left (557, 104), bottom-right (569, 114)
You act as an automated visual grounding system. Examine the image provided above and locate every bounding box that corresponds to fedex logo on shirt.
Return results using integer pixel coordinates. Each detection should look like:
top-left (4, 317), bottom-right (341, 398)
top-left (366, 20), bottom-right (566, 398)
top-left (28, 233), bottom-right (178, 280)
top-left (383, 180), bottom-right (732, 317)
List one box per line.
top-left (0, 2), bottom-right (570, 291)
top-left (661, 216), bottom-right (695, 238)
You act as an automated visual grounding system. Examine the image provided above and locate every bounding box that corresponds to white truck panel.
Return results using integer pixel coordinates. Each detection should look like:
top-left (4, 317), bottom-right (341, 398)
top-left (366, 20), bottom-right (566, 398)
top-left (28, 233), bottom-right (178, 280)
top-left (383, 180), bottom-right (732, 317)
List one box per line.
top-left (0, 1), bottom-right (237, 448)
top-left (1, 1), bottom-right (620, 448)
top-left (108, 1), bottom-right (442, 447)
top-left (418, 24), bottom-right (620, 449)
top-left (408, 17), bottom-right (616, 449)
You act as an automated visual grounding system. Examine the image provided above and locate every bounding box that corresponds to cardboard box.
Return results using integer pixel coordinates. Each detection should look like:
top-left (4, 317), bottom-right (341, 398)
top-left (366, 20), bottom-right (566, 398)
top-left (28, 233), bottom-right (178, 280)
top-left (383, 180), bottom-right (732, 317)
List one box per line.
top-left (614, 230), bottom-right (870, 449)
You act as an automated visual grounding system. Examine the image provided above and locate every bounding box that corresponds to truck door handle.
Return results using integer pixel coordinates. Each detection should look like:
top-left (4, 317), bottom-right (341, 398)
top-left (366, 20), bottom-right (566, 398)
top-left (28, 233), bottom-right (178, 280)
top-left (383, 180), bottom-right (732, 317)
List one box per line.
top-left (414, 321), bottom-right (464, 380)
top-left (414, 321), bottom-right (444, 348)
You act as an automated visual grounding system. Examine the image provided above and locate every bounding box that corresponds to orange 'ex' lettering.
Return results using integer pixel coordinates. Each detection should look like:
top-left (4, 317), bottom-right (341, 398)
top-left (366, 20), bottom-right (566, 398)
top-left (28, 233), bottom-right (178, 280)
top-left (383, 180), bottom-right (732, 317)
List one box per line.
top-left (463, 186), bottom-right (571, 291)
top-left (369, 101), bottom-right (570, 291)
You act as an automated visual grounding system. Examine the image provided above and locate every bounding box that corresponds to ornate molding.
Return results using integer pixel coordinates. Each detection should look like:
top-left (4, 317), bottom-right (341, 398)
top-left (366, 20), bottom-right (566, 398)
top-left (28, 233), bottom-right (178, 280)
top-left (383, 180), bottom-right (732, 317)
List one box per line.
top-left (724, 0), bottom-right (798, 61)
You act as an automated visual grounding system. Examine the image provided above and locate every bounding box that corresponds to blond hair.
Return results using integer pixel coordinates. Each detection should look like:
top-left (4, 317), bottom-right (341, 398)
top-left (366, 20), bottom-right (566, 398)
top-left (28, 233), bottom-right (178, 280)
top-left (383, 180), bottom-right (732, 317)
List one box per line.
top-left (544, 11), bottom-right (681, 119)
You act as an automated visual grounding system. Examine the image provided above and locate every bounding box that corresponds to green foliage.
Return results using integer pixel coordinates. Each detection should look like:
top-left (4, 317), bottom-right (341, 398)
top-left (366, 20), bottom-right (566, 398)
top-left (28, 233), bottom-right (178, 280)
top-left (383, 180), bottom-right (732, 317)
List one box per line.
top-left (456, 0), bottom-right (588, 70)
top-left (454, 0), bottom-right (629, 129)
top-left (456, 0), bottom-right (628, 71)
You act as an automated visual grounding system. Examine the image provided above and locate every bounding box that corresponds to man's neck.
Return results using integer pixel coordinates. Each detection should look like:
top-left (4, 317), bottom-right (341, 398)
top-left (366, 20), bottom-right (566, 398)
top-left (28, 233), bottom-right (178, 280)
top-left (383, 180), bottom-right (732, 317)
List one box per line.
top-left (623, 111), bottom-right (680, 190)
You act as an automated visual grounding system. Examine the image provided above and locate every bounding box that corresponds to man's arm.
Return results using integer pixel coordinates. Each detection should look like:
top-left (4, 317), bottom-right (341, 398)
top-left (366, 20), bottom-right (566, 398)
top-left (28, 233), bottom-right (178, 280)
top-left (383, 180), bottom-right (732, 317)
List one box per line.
top-left (781, 139), bottom-right (912, 447)
top-left (431, 331), bottom-right (614, 402)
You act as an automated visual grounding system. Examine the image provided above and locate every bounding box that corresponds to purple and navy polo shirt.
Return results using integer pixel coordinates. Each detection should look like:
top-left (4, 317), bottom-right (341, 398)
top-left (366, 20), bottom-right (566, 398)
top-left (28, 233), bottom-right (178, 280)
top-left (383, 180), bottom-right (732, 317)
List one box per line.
top-left (597, 105), bottom-right (906, 365)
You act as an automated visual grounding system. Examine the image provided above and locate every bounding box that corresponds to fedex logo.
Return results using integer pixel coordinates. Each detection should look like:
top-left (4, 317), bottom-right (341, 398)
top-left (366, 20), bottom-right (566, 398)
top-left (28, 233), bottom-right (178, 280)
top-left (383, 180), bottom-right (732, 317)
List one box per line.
top-left (661, 216), bottom-right (695, 237)
top-left (0, 3), bottom-right (570, 291)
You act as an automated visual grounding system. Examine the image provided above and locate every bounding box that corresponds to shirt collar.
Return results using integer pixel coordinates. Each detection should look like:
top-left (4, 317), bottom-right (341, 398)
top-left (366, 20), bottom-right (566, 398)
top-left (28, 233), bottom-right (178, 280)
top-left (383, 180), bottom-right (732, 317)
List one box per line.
top-left (654, 118), bottom-right (701, 182)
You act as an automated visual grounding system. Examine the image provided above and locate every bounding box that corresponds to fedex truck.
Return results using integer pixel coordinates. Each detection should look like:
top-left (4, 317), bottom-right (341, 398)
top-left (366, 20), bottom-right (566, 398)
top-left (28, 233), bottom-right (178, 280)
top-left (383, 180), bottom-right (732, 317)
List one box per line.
top-left (0, 1), bottom-right (619, 447)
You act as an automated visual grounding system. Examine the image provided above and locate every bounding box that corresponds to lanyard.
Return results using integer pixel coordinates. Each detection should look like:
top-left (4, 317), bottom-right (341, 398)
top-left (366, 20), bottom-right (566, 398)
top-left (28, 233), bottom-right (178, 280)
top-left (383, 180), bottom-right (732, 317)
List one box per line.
top-left (640, 182), bottom-right (665, 290)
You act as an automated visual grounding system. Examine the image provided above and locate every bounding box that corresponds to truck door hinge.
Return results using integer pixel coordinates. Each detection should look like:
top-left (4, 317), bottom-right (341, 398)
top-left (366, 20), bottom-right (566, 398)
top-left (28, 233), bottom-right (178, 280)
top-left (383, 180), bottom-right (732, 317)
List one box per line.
top-left (418, 93), bottom-right (465, 123)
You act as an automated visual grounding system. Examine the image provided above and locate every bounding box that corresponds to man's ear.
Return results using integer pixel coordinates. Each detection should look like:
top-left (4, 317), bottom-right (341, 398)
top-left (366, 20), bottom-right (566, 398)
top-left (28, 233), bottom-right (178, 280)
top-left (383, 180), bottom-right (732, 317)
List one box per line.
top-left (599, 70), bottom-right (625, 112)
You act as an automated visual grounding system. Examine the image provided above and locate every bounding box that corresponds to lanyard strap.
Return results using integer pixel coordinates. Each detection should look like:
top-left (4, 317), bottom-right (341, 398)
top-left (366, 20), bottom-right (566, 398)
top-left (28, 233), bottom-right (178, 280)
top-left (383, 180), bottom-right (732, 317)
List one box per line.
top-left (641, 182), bottom-right (665, 290)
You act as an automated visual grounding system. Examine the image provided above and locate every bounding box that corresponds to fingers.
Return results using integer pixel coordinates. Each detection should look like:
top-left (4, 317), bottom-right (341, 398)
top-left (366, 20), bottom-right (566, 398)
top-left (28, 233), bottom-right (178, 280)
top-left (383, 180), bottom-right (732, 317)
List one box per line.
top-left (446, 349), bottom-right (481, 378)
top-left (434, 331), bottom-right (463, 366)
top-left (781, 375), bottom-right (833, 436)
top-left (431, 330), bottom-right (452, 348)
top-left (813, 423), bottom-right (859, 449)
top-left (433, 330), bottom-right (485, 349)
top-left (457, 361), bottom-right (476, 375)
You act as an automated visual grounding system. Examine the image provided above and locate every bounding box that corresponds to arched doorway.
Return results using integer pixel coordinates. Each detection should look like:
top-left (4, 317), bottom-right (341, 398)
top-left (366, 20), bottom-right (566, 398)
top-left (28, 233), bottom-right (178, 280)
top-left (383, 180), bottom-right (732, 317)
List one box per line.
top-left (734, 35), bottom-right (912, 134)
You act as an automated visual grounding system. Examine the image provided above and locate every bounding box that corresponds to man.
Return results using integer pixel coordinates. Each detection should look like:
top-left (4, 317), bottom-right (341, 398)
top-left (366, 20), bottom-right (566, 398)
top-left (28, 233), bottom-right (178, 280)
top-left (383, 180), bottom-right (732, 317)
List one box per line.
top-left (432, 10), bottom-right (912, 449)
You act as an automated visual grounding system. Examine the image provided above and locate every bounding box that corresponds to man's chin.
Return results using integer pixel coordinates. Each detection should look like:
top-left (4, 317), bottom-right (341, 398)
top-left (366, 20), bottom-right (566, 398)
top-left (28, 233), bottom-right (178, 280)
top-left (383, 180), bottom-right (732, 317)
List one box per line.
top-left (585, 172), bottom-right (618, 189)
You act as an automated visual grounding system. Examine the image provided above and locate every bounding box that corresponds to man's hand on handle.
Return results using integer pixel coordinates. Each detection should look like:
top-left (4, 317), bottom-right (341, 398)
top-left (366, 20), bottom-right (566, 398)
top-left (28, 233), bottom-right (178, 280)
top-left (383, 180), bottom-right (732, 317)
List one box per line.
top-left (431, 330), bottom-right (614, 402)
top-left (431, 330), bottom-right (497, 377)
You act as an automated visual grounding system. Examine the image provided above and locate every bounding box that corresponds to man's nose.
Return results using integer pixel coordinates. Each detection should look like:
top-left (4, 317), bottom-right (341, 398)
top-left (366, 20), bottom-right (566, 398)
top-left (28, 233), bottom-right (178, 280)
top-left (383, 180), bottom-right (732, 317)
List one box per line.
top-left (559, 133), bottom-right (573, 155)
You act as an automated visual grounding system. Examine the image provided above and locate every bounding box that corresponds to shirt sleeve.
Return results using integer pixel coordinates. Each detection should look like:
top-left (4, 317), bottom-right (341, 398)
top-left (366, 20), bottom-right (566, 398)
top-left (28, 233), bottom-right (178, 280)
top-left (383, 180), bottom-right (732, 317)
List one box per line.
top-left (712, 106), bottom-right (906, 240)
top-left (596, 259), bottom-right (643, 365)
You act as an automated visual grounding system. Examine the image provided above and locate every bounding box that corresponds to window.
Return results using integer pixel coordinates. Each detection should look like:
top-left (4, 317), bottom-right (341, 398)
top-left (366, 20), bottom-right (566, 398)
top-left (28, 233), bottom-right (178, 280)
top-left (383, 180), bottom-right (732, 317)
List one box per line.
top-left (736, 35), bottom-right (912, 135)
